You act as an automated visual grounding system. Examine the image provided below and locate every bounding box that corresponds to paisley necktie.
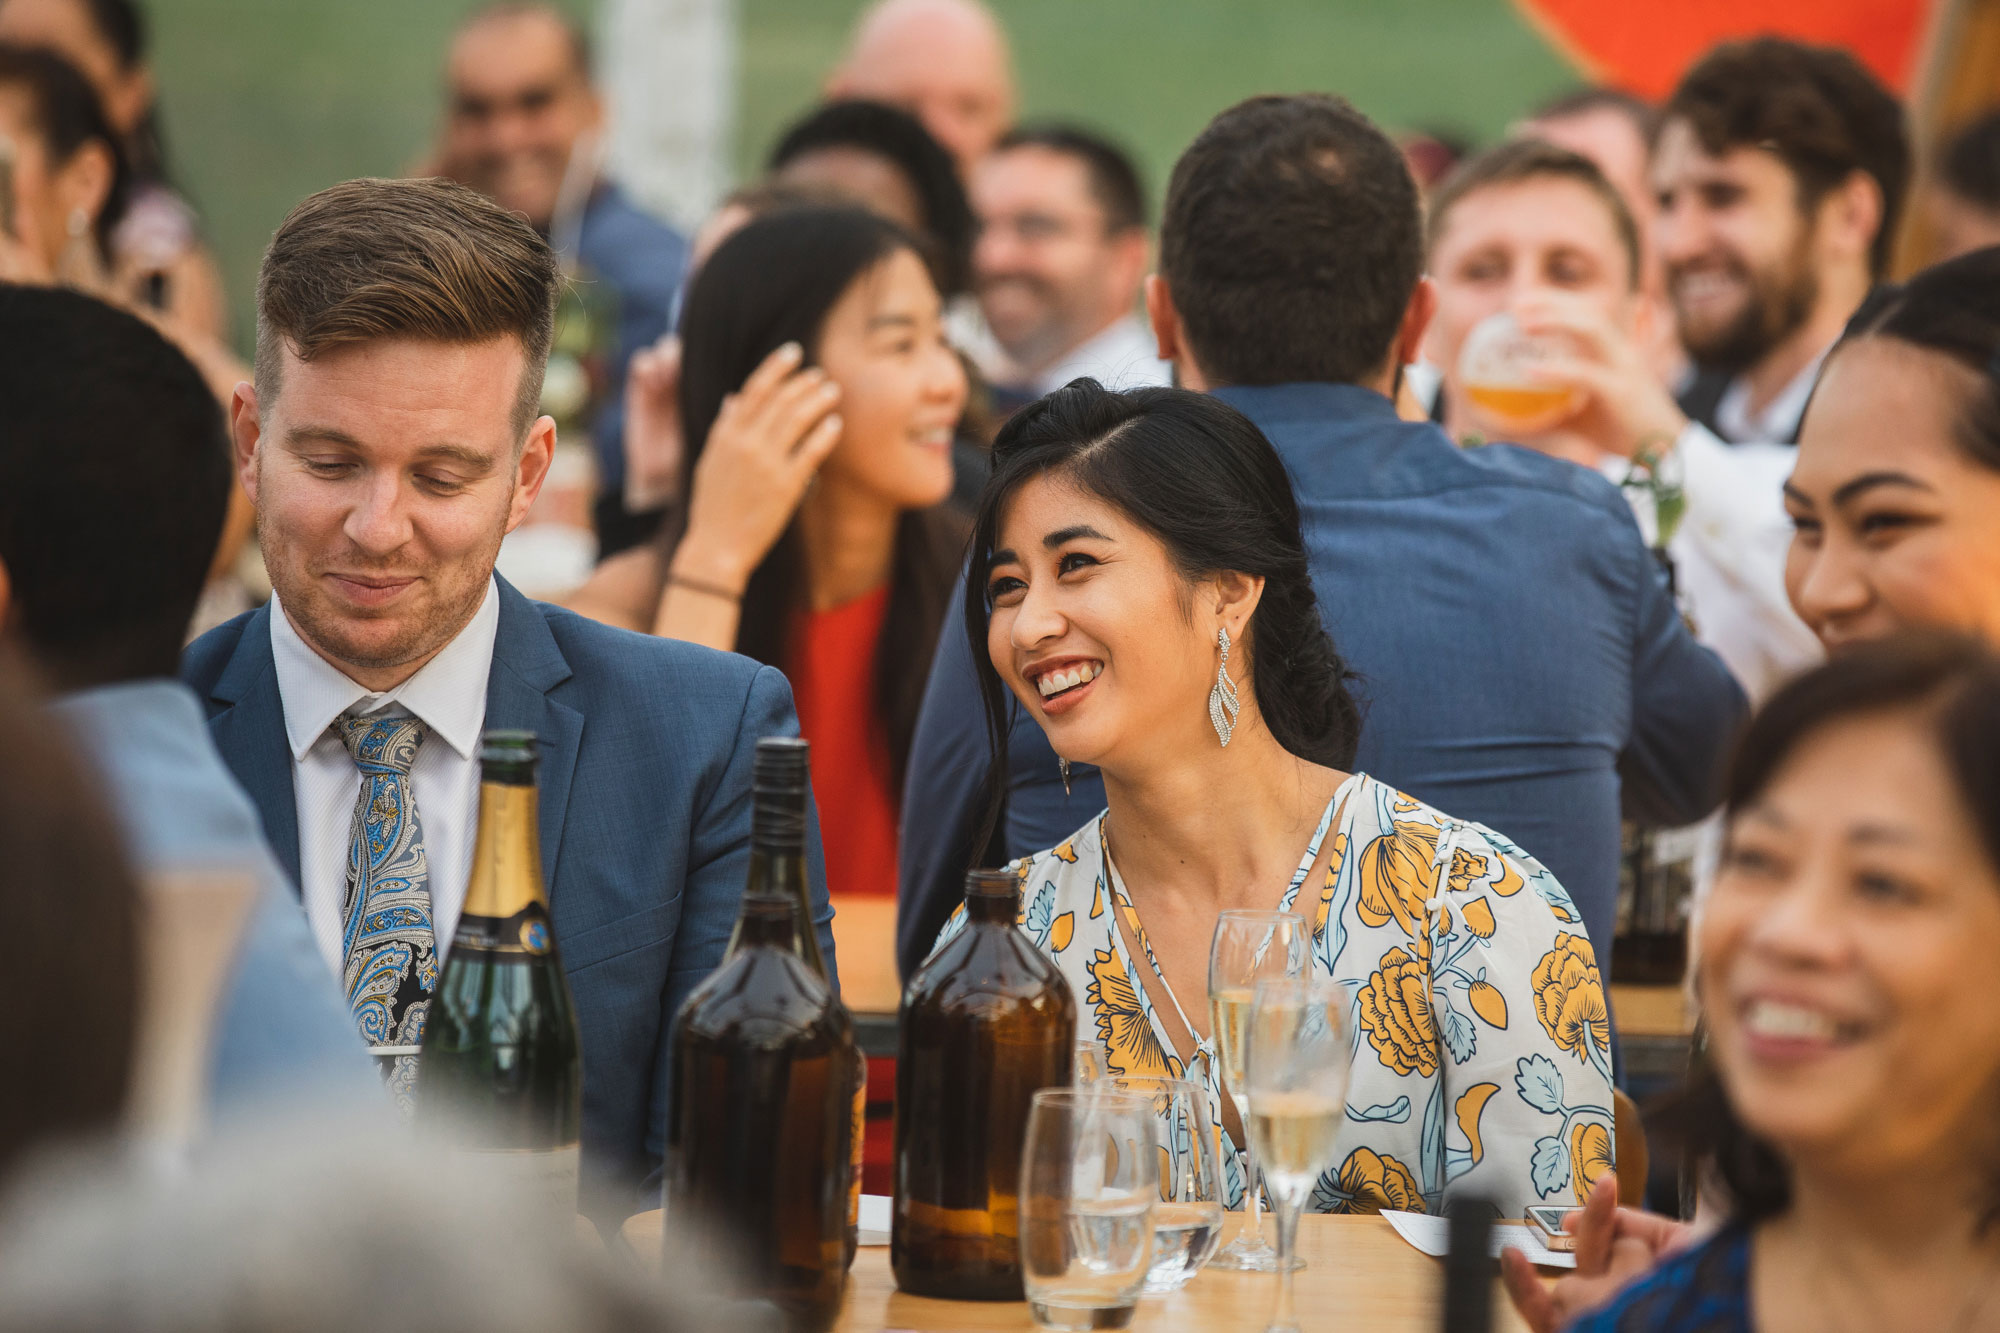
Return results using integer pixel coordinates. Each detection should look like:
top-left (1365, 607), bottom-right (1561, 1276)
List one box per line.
top-left (333, 709), bottom-right (436, 1116)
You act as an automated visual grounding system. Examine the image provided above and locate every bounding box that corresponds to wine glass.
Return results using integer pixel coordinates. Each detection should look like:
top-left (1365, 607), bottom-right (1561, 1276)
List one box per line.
top-left (1102, 1075), bottom-right (1227, 1291)
top-left (1019, 1088), bottom-right (1158, 1331)
top-left (1244, 977), bottom-right (1356, 1333)
top-left (1206, 909), bottom-right (1309, 1272)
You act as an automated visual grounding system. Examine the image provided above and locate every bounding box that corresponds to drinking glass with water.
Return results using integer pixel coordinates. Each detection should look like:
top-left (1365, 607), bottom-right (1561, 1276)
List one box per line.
top-left (1101, 1075), bottom-right (1226, 1292)
top-left (1019, 1088), bottom-right (1158, 1330)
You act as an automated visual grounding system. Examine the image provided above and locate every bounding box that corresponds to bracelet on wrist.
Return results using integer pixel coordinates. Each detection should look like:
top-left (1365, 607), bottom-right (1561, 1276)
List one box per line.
top-left (666, 571), bottom-right (742, 603)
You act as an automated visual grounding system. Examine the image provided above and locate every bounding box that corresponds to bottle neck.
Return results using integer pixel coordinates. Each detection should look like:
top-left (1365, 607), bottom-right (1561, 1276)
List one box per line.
top-left (964, 886), bottom-right (1021, 925)
top-left (733, 895), bottom-right (801, 949)
top-left (740, 780), bottom-right (824, 977)
top-left (462, 779), bottom-right (547, 919)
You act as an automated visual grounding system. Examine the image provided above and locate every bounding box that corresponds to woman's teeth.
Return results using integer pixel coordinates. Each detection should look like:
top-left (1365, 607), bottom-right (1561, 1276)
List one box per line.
top-left (1036, 662), bottom-right (1101, 697)
top-left (1743, 999), bottom-right (1841, 1042)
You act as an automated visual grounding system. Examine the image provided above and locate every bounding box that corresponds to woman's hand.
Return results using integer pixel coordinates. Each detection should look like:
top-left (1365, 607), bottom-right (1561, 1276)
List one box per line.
top-left (622, 333), bottom-right (686, 512)
top-left (1514, 294), bottom-right (1689, 463)
top-left (1500, 1174), bottom-right (1693, 1333)
top-left (669, 340), bottom-right (844, 595)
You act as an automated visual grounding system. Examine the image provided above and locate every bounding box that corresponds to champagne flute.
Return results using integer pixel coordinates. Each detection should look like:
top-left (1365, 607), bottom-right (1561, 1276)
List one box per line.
top-left (1206, 909), bottom-right (1308, 1271)
top-left (1244, 977), bottom-right (1355, 1333)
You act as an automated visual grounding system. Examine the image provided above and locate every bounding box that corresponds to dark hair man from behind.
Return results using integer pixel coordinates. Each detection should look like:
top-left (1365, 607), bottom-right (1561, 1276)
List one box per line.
top-left (1155, 94), bottom-right (1424, 390)
top-left (1926, 110), bottom-right (2000, 262)
top-left (972, 123), bottom-right (1167, 400)
top-left (0, 283), bottom-right (373, 1109)
top-left (895, 93), bottom-right (1747, 978)
top-left (0, 283), bottom-right (224, 684)
top-left (1656, 37), bottom-right (1908, 443)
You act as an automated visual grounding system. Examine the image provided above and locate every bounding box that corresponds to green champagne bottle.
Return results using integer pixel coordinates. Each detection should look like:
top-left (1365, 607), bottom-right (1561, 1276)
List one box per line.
top-left (668, 737), bottom-right (859, 1332)
top-left (417, 730), bottom-right (584, 1213)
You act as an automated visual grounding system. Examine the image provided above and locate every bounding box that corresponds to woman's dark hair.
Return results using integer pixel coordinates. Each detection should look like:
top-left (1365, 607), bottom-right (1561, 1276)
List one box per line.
top-left (0, 42), bottom-right (130, 262)
top-left (964, 380), bottom-right (1362, 839)
top-left (1826, 246), bottom-right (2000, 473)
top-left (768, 99), bottom-right (974, 298)
top-left (65, 0), bottom-right (170, 182)
top-left (0, 654), bottom-right (139, 1182)
top-left (1671, 632), bottom-right (2000, 1227)
top-left (670, 205), bottom-right (968, 791)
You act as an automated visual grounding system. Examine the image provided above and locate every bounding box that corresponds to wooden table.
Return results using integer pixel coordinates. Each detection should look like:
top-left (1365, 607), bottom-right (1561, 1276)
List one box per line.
top-left (829, 894), bottom-right (903, 1055)
top-left (622, 1209), bottom-right (1530, 1332)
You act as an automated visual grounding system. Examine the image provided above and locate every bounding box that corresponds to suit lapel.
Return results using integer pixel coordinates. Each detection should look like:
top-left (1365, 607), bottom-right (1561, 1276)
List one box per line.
top-left (483, 580), bottom-right (581, 890)
top-left (203, 604), bottom-right (304, 889)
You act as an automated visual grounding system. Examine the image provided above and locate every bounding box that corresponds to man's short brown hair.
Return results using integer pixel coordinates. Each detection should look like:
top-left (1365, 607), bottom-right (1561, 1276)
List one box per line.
top-left (1664, 37), bottom-right (1909, 279)
top-left (254, 177), bottom-right (560, 435)
top-left (1427, 139), bottom-right (1641, 290)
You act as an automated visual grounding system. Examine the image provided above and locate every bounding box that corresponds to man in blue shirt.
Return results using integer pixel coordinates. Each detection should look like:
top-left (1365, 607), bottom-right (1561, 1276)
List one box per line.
top-left (899, 95), bottom-right (1747, 977)
top-left (435, 3), bottom-right (689, 556)
top-left (0, 286), bottom-right (374, 1109)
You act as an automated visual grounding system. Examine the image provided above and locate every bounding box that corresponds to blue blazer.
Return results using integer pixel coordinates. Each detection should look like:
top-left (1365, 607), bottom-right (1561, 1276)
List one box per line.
top-left (183, 577), bottom-right (837, 1218)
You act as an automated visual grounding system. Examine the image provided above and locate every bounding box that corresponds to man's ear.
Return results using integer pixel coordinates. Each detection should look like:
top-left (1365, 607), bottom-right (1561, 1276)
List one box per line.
top-left (1395, 276), bottom-right (1438, 369)
top-left (1821, 169), bottom-right (1885, 269)
top-left (1108, 229), bottom-right (1150, 314)
top-left (229, 381), bottom-right (264, 504)
top-left (505, 415), bottom-right (559, 534)
top-left (1146, 273), bottom-right (1210, 391)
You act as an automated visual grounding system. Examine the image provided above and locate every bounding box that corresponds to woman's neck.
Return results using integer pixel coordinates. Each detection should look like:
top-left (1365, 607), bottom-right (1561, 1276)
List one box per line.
top-left (1099, 712), bottom-right (1345, 914)
top-left (795, 474), bottom-right (900, 612)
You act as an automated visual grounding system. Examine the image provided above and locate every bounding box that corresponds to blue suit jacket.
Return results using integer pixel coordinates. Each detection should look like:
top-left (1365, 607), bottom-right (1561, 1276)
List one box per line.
top-left (183, 578), bottom-right (836, 1218)
top-left (898, 383), bottom-right (1747, 978)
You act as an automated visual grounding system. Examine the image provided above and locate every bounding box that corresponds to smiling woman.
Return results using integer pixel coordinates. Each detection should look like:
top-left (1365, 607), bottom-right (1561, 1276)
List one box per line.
top-left (1786, 247), bottom-right (2000, 652)
top-left (932, 380), bottom-right (1613, 1222)
top-left (1571, 633), bottom-right (2000, 1332)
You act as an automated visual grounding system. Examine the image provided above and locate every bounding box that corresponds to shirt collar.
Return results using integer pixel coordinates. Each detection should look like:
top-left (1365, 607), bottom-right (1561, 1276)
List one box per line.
top-left (268, 578), bottom-right (499, 763)
top-left (1714, 346), bottom-right (1830, 444)
top-left (1031, 316), bottom-right (1161, 396)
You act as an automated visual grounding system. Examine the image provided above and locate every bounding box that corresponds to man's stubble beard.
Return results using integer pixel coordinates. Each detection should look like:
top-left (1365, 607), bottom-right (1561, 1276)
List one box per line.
top-left (1677, 225), bottom-right (1821, 375)
top-left (255, 476), bottom-right (508, 676)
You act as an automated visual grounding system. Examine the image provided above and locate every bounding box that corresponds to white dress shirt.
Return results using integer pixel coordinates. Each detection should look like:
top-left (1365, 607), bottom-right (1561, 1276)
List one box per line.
top-left (269, 579), bottom-right (500, 982)
top-left (1028, 314), bottom-right (1173, 397)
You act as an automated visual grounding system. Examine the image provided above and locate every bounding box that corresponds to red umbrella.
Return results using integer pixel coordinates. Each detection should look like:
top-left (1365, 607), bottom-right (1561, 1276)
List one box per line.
top-left (1514, 0), bottom-right (1935, 99)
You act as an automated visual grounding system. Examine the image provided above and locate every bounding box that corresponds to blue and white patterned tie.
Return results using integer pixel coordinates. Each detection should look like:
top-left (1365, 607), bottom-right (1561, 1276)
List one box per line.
top-left (333, 708), bottom-right (436, 1116)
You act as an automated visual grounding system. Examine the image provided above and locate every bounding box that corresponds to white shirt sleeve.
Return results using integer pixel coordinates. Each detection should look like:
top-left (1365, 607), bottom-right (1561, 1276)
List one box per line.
top-left (1663, 422), bottom-right (1823, 702)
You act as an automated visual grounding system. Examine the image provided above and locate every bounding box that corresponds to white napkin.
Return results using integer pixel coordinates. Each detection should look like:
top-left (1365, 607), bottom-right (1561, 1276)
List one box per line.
top-left (1381, 1208), bottom-right (1578, 1269)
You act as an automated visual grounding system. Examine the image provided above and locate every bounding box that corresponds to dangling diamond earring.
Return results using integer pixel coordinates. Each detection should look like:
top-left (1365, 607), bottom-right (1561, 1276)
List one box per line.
top-left (1058, 757), bottom-right (1072, 796)
top-left (1208, 626), bottom-right (1240, 747)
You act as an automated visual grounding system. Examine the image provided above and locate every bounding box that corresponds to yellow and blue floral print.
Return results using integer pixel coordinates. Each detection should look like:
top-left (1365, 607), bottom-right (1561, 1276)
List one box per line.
top-left (933, 772), bottom-right (1615, 1218)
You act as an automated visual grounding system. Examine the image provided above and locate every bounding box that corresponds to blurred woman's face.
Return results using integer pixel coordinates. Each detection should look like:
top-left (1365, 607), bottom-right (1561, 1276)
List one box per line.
top-left (985, 475), bottom-right (1230, 774)
top-left (1700, 707), bottom-right (2000, 1180)
top-left (0, 0), bottom-right (150, 134)
top-left (1787, 338), bottom-right (2000, 651)
top-left (811, 246), bottom-right (964, 512)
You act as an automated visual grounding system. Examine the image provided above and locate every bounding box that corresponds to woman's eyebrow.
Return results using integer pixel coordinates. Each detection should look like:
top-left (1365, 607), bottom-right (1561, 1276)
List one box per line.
top-left (1830, 470), bottom-right (1935, 506)
top-left (1043, 524), bottom-right (1111, 548)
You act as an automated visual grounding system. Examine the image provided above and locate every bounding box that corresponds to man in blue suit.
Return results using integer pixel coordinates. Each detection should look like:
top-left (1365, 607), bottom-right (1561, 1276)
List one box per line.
top-left (899, 95), bottom-right (1747, 977)
top-left (182, 177), bottom-right (833, 1219)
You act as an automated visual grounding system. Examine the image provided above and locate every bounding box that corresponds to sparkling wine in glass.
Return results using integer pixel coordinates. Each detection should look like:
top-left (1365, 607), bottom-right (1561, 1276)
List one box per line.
top-left (1245, 977), bottom-right (1355, 1333)
top-left (1206, 909), bottom-right (1308, 1272)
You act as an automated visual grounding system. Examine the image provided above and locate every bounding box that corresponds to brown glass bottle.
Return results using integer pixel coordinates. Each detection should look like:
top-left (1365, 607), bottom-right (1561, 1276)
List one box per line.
top-left (667, 738), bottom-right (857, 1332)
top-left (892, 868), bottom-right (1075, 1300)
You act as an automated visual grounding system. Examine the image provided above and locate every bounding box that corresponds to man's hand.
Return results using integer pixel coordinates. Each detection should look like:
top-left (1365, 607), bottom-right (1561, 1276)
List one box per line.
top-left (1500, 1174), bottom-right (1693, 1333)
top-left (1515, 295), bottom-right (1687, 462)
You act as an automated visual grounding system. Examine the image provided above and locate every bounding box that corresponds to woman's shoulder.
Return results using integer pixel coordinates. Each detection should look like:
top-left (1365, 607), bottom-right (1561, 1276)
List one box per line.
top-left (1342, 774), bottom-right (1587, 932)
top-left (1567, 1227), bottom-right (1753, 1333)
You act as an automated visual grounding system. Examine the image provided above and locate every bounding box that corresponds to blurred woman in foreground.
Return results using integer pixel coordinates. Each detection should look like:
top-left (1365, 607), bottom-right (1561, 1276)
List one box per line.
top-left (1569, 634), bottom-right (2000, 1331)
top-left (937, 381), bottom-right (1609, 1219)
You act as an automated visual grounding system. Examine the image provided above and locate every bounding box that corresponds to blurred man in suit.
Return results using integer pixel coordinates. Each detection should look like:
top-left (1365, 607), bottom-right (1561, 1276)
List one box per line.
top-left (182, 178), bottom-right (833, 1219)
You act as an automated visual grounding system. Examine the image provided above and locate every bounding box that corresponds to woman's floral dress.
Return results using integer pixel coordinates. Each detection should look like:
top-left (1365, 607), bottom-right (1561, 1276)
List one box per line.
top-left (931, 773), bottom-right (1616, 1219)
